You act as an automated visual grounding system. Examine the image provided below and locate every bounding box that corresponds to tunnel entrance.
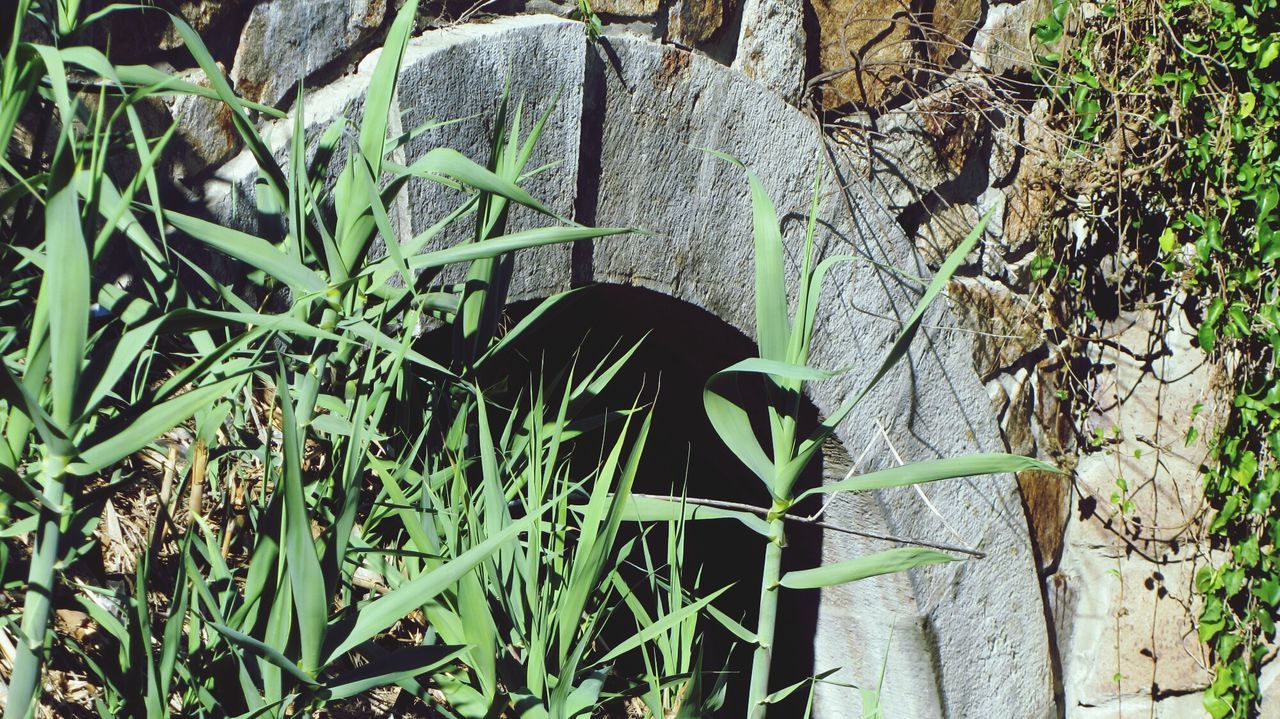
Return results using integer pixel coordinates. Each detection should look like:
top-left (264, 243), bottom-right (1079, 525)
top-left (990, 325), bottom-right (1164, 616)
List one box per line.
top-left (496, 284), bottom-right (826, 715)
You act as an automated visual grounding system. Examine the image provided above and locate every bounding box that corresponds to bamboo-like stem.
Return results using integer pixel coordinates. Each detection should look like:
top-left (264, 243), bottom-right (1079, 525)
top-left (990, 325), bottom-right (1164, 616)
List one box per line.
top-left (747, 516), bottom-right (785, 719)
top-left (5, 454), bottom-right (68, 719)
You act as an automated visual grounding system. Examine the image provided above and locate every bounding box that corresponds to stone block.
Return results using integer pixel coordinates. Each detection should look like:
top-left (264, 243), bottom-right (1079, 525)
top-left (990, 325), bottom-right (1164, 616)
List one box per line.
top-left (232, 0), bottom-right (387, 107)
top-left (812, 0), bottom-right (916, 109)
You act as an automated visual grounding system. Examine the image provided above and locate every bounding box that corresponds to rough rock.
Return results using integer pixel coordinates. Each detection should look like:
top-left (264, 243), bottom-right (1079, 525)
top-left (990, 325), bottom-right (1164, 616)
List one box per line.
top-left (1260, 659), bottom-right (1280, 718)
top-left (164, 63), bottom-right (243, 181)
top-left (666, 0), bottom-right (725, 46)
top-left (973, 0), bottom-right (1051, 75)
top-left (1058, 519), bottom-right (1212, 706)
top-left (927, 0), bottom-right (985, 69)
top-left (232, 0), bottom-right (386, 107)
top-left (91, 0), bottom-right (251, 63)
top-left (586, 33), bottom-right (1051, 719)
top-left (999, 99), bottom-right (1059, 259)
top-left (733, 0), bottom-right (806, 102)
top-left (849, 82), bottom-right (989, 213)
top-left (812, 0), bottom-right (916, 108)
top-left (593, 0), bottom-right (659, 16)
top-left (1052, 305), bottom-right (1222, 709)
top-left (947, 277), bottom-right (1042, 380)
top-left (157, 0), bottom-right (254, 50)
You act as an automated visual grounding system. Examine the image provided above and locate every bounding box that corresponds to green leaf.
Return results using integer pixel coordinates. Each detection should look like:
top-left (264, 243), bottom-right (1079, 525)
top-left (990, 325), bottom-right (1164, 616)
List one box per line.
top-left (43, 173), bottom-right (89, 429)
top-left (779, 548), bottom-right (960, 589)
top-left (70, 377), bottom-right (243, 475)
top-left (277, 380), bottom-right (328, 674)
top-left (359, 0), bottom-right (418, 172)
top-left (323, 491), bottom-right (566, 663)
top-left (705, 151), bottom-right (789, 361)
top-left (209, 622), bottom-right (319, 687)
top-left (798, 453), bottom-right (1061, 500)
top-left (401, 224), bottom-right (636, 273)
top-left (165, 210), bottom-right (325, 294)
top-left (594, 584), bottom-right (730, 666)
top-left (322, 645), bottom-right (465, 701)
top-left (612, 495), bottom-right (771, 536)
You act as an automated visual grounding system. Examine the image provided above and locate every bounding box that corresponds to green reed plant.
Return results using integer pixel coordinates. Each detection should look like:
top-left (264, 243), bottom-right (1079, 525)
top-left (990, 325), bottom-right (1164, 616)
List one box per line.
top-left (1, 0), bottom-right (655, 715)
top-left (624, 156), bottom-right (1062, 718)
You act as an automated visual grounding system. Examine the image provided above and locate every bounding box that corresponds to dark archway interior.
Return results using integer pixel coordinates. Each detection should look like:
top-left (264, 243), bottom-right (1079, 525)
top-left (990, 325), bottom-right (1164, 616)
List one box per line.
top-left (497, 284), bottom-right (826, 715)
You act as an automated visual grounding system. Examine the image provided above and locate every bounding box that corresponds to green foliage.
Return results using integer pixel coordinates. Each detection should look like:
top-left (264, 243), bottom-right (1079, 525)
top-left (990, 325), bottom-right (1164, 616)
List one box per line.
top-left (1036, 0), bottom-right (1279, 713)
top-left (690, 156), bottom-right (1062, 718)
top-left (1, 1), bottom-right (1062, 716)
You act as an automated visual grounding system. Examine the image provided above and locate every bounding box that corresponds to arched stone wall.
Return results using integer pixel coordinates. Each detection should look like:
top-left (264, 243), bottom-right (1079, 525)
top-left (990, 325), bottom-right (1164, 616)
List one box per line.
top-left (205, 16), bottom-right (1053, 718)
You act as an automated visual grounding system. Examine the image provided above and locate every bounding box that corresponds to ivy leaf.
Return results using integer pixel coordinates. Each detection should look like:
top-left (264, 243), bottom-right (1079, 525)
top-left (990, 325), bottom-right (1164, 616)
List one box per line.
top-left (1237, 91), bottom-right (1256, 118)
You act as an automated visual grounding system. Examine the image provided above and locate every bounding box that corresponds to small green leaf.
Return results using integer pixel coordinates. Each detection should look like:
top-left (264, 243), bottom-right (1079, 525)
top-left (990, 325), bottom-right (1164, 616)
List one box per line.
top-left (779, 547), bottom-right (960, 589)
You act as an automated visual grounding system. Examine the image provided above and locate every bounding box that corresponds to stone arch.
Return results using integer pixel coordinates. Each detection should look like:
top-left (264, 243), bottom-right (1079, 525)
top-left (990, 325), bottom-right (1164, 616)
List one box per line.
top-left (205, 15), bottom-right (1053, 718)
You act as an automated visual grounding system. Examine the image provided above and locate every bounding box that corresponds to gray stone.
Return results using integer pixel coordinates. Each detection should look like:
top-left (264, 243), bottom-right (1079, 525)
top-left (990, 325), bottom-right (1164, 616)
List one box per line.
top-left (232, 0), bottom-right (387, 107)
top-left (733, 0), bottom-right (806, 102)
top-left (164, 64), bottom-right (243, 181)
top-left (972, 0), bottom-right (1051, 76)
top-left (204, 17), bottom-right (1054, 717)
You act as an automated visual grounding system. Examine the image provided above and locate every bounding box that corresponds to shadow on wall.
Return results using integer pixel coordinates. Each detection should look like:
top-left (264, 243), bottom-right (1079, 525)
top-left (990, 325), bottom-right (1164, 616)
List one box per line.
top-left (497, 284), bottom-right (825, 715)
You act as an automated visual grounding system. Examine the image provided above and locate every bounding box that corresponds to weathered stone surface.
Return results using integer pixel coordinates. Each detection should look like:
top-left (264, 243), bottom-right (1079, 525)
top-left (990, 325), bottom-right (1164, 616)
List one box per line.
top-left (593, 0), bottom-right (659, 16)
top-left (1259, 658), bottom-right (1280, 718)
top-left (666, 0), bottom-right (725, 46)
top-left (1052, 304), bottom-right (1222, 711)
top-left (1057, 520), bottom-right (1212, 707)
top-left (205, 18), bottom-right (1054, 718)
top-left (157, 0), bottom-right (253, 50)
top-left (164, 64), bottom-right (243, 181)
top-left (733, 0), bottom-right (806, 102)
top-left (849, 82), bottom-right (989, 213)
top-left (812, 0), bottom-right (915, 108)
top-left (232, 0), bottom-right (386, 107)
top-left (396, 17), bottom-right (587, 298)
top-left (948, 277), bottom-right (1042, 380)
top-left (927, 0), bottom-right (985, 69)
top-left (999, 99), bottom-right (1058, 261)
top-left (972, 0), bottom-right (1051, 75)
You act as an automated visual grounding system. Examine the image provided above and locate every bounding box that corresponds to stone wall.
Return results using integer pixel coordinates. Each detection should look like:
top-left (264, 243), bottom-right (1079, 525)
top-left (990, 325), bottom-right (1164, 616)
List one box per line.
top-left (116, 0), bottom-right (1234, 715)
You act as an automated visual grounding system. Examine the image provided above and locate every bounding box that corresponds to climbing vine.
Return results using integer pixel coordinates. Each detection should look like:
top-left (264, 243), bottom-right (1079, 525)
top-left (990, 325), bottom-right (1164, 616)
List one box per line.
top-left (1036, 0), bottom-right (1278, 714)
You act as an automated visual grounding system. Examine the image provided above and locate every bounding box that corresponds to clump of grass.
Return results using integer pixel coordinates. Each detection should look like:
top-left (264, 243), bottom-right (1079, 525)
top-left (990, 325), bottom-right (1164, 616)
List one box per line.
top-left (0, 1), bottom-right (1059, 716)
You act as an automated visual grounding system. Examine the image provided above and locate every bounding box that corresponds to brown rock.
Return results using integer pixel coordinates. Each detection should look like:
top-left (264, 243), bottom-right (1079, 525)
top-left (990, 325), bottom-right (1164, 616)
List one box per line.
top-left (666, 0), bottom-right (725, 46)
top-left (594, 0), bottom-right (660, 16)
top-left (1003, 374), bottom-right (1037, 456)
top-left (812, 0), bottom-right (915, 108)
top-left (91, 1), bottom-right (251, 64)
top-left (158, 0), bottom-right (253, 50)
top-left (925, 0), bottom-right (985, 69)
top-left (1017, 467), bottom-right (1069, 572)
top-left (947, 277), bottom-right (1043, 380)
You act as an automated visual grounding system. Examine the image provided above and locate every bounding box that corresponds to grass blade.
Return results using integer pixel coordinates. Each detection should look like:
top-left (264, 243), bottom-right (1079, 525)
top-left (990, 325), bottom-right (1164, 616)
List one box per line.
top-left (778, 548), bottom-right (959, 590)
